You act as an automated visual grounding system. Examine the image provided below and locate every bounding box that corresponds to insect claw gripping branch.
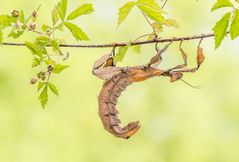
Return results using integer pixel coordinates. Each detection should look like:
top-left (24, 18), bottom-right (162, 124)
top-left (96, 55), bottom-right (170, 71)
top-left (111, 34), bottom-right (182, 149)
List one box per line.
top-left (93, 41), bottom-right (205, 139)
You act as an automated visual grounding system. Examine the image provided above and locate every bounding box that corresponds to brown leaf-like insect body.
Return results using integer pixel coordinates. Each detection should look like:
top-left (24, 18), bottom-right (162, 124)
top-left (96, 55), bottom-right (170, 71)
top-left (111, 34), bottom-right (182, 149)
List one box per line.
top-left (98, 66), bottom-right (164, 139)
top-left (94, 42), bottom-right (204, 139)
top-left (98, 73), bottom-right (139, 139)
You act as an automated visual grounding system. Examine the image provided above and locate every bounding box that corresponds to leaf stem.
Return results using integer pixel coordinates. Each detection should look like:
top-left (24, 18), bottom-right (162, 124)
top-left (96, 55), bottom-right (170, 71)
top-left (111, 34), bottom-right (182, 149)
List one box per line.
top-left (161, 0), bottom-right (169, 9)
top-left (133, 33), bottom-right (155, 42)
top-left (28, 28), bottom-right (48, 36)
top-left (141, 11), bottom-right (157, 38)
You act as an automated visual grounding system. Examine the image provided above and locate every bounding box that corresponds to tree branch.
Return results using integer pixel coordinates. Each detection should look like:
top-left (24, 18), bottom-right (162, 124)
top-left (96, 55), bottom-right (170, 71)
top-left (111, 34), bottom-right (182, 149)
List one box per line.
top-left (2, 32), bottom-right (215, 48)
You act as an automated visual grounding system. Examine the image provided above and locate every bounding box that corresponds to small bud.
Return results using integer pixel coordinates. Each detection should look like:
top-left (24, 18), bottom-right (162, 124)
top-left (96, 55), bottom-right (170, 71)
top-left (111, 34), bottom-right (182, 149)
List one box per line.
top-left (29, 23), bottom-right (36, 30)
top-left (42, 76), bottom-right (46, 81)
top-left (37, 72), bottom-right (45, 79)
top-left (32, 11), bottom-right (38, 18)
top-left (12, 10), bottom-right (19, 18)
top-left (46, 28), bottom-right (51, 35)
top-left (30, 78), bottom-right (38, 84)
top-left (15, 20), bottom-right (23, 29)
top-left (47, 65), bottom-right (54, 72)
top-left (32, 11), bottom-right (38, 22)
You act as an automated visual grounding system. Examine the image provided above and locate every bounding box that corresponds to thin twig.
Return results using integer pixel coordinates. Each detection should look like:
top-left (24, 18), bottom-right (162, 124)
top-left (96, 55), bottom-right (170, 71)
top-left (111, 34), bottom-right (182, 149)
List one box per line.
top-left (141, 11), bottom-right (157, 37)
top-left (133, 33), bottom-right (155, 42)
top-left (161, 0), bottom-right (169, 9)
top-left (198, 36), bottom-right (204, 48)
top-left (1, 32), bottom-right (216, 49)
top-left (28, 29), bottom-right (48, 36)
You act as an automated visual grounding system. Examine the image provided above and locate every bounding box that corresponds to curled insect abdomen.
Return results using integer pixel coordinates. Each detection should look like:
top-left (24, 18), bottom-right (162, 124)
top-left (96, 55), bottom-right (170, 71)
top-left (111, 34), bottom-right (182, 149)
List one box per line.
top-left (98, 74), bottom-right (141, 139)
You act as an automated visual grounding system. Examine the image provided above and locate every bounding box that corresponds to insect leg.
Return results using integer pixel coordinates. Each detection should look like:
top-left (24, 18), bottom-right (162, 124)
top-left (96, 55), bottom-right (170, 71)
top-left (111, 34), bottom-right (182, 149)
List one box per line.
top-left (165, 41), bottom-right (188, 72)
top-left (93, 53), bottom-right (112, 70)
top-left (163, 41), bottom-right (205, 82)
top-left (149, 42), bottom-right (173, 68)
top-left (169, 42), bottom-right (205, 74)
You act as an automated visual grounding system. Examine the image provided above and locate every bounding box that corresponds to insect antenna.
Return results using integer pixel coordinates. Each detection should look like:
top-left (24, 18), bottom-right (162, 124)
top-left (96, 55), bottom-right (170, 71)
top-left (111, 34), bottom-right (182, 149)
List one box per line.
top-left (180, 78), bottom-right (201, 89)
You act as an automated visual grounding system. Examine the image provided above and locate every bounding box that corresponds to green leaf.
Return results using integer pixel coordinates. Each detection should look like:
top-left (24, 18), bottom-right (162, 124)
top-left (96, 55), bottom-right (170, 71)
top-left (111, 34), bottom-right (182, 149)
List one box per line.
top-left (19, 10), bottom-right (25, 23)
top-left (117, 2), bottom-right (135, 27)
top-left (32, 57), bottom-right (42, 67)
top-left (8, 30), bottom-right (24, 39)
top-left (55, 23), bottom-right (64, 31)
top-left (56, 0), bottom-right (68, 20)
top-left (138, 5), bottom-right (164, 22)
top-left (0, 30), bottom-right (3, 44)
top-left (25, 41), bottom-right (43, 57)
top-left (38, 82), bottom-right (45, 91)
top-left (35, 36), bottom-right (49, 46)
top-left (45, 59), bottom-right (55, 65)
top-left (152, 22), bottom-right (163, 33)
top-left (137, 0), bottom-right (164, 23)
top-left (42, 24), bottom-right (51, 32)
top-left (51, 39), bottom-right (60, 53)
top-left (114, 46), bottom-right (129, 63)
top-left (164, 19), bottom-right (180, 28)
top-left (0, 15), bottom-right (17, 28)
top-left (132, 45), bottom-right (141, 54)
top-left (40, 47), bottom-right (47, 55)
top-left (230, 10), bottom-right (239, 40)
top-left (53, 64), bottom-right (70, 74)
top-left (48, 82), bottom-right (59, 96)
top-left (35, 37), bottom-right (48, 54)
top-left (39, 84), bottom-right (48, 108)
top-left (67, 4), bottom-right (94, 20)
top-left (137, 0), bottom-right (162, 12)
top-left (213, 12), bottom-right (231, 48)
top-left (52, 8), bottom-right (60, 26)
top-left (64, 21), bottom-right (89, 41)
top-left (45, 59), bottom-right (70, 74)
top-left (211, 0), bottom-right (233, 12)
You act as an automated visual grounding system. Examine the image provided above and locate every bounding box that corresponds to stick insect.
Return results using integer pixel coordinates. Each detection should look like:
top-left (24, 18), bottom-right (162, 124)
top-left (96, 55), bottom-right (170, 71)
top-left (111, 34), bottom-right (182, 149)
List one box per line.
top-left (92, 41), bottom-right (205, 139)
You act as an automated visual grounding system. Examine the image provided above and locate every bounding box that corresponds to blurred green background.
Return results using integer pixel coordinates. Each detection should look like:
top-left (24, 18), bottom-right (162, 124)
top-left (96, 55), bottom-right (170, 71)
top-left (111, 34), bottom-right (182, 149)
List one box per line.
top-left (1, 0), bottom-right (239, 162)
